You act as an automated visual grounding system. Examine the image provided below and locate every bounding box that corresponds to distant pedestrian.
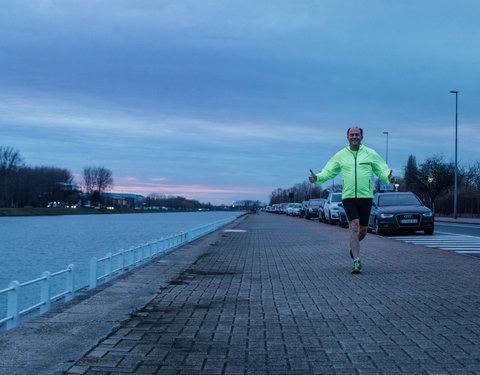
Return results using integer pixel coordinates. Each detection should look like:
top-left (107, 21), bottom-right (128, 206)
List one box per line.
top-left (309, 127), bottom-right (395, 273)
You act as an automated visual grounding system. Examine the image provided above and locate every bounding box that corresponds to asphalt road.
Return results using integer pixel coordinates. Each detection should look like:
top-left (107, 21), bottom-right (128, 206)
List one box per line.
top-left (436, 221), bottom-right (480, 237)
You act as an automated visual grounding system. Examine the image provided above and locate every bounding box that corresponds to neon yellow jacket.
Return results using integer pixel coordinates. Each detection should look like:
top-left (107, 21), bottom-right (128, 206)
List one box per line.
top-left (314, 144), bottom-right (391, 199)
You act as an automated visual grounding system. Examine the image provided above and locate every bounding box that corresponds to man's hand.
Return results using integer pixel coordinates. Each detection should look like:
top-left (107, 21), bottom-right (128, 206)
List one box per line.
top-left (309, 169), bottom-right (317, 184)
top-left (388, 170), bottom-right (395, 183)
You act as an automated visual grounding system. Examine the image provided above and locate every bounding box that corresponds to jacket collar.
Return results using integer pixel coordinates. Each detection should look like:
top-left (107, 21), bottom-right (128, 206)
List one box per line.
top-left (347, 144), bottom-right (363, 152)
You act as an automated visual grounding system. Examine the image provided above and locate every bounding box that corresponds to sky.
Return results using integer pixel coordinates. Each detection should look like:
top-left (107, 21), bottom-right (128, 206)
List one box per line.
top-left (1, 1), bottom-right (479, 205)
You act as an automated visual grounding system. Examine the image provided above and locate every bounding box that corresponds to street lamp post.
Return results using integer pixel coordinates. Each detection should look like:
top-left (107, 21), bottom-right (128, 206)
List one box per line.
top-left (428, 177), bottom-right (435, 214)
top-left (450, 90), bottom-right (458, 219)
top-left (383, 131), bottom-right (389, 164)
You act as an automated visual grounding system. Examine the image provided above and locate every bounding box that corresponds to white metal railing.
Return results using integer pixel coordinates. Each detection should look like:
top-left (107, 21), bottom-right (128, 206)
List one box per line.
top-left (0, 265), bottom-right (74, 330)
top-left (0, 215), bottom-right (237, 331)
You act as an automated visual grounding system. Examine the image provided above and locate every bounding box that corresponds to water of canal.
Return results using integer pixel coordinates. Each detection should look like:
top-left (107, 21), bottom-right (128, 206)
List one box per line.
top-left (0, 211), bottom-right (242, 314)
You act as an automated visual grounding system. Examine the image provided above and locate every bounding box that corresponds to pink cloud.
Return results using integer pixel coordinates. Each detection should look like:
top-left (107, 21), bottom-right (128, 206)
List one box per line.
top-left (109, 176), bottom-right (267, 204)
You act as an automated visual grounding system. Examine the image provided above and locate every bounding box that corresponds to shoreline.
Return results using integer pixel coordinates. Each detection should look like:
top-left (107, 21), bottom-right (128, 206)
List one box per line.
top-left (0, 208), bottom-right (227, 217)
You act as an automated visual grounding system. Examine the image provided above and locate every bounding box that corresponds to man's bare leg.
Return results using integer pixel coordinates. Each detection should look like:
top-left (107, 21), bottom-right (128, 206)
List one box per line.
top-left (349, 220), bottom-right (369, 259)
top-left (349, 219), bottom-right (360, 259)
top-left (359, 225), bottom-right (368, 242)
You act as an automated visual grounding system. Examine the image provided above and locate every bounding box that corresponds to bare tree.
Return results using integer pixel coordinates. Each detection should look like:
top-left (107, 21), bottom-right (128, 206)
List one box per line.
top-left (83, 166), bottom-right (113, 194)
top-left (95, 166), bottom-right (113, 194)
top-left (83, 167), bottom-right (94, 194)
top-left (0, 147), bottom-right (25, 207)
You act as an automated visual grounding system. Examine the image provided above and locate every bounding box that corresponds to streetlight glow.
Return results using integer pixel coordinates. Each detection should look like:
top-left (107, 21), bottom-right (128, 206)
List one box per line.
top-left (449, 90), bottom-right (458, 219)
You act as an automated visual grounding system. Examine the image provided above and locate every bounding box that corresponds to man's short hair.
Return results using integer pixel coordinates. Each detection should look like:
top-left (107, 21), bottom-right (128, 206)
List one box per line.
top-left (347, 127), bottom-right (363, 136)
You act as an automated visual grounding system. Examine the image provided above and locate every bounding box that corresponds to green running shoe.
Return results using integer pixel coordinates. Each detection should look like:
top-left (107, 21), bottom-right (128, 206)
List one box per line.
top-left (351, 259), bottom-right (362, 274)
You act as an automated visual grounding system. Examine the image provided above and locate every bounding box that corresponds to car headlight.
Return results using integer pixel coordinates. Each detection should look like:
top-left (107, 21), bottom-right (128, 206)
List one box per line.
top-left (423, 212), bottom-right (433, 217)
top-left (380, 213), bottom-right (394, 218)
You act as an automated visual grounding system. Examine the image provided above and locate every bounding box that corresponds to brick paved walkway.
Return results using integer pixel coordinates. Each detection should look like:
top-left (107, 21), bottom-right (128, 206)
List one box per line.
top-left (67, 213), bottom-right (480, 374)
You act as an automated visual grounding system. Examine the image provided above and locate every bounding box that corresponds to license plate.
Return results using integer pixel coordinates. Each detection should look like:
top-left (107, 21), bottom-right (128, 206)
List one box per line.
top-left (400, 219), bottom-right (418, 224)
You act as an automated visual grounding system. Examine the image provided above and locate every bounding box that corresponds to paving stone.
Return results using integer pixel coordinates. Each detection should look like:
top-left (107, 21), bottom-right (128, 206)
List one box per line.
top-left (6, 214), bottom-right (480, 374)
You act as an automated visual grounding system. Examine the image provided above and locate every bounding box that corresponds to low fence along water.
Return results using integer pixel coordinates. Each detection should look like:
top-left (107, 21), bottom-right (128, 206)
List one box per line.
top-left (0, 215), bottom-right (238, 330)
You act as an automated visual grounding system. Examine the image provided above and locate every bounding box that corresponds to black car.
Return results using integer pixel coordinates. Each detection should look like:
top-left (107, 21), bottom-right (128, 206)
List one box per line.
top-left (305, 198), bottom-right (324, 220)
top-left (299, 201), bottom-right (308, 218)
top-left (368, 192), bottom-right (434, 235)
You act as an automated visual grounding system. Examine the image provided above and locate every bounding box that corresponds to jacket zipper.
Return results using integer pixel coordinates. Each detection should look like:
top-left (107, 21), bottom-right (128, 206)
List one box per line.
top-left (354, 151), bottom-right (358, 198)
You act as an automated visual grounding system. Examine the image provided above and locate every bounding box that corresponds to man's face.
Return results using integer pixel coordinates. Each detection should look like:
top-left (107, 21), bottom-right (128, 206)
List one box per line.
top-left (347, 128), bottom-right (363, 147)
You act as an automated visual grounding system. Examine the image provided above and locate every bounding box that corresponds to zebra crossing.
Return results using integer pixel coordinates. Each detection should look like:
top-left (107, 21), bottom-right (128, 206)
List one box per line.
top-left (389, 231), bottom-right (480, 257)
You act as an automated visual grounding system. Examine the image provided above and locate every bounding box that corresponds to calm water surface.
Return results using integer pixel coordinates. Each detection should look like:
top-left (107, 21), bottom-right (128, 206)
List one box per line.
top-left (0, 211), bottom-right (241, 313)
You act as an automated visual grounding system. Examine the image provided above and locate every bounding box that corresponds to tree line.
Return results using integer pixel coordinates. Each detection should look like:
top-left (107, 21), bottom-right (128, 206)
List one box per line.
top-left (270, 154), bottom-right (480, 217)
top-left (401, 154), bottom-right (480, 216)
top-left (0, 146), bottom-right (113, 208)
top-left (145, 193), bottom-right (215, 210)
top-left (0, 146), bottom-right (224, 210)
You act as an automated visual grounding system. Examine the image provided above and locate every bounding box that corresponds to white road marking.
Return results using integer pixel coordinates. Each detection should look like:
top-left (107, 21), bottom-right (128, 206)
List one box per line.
top-left (389, 233), bottom-right (480, 257)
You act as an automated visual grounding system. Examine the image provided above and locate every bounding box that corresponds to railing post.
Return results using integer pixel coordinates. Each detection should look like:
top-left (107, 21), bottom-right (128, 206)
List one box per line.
top-left (66, 264), bottom-right (75, 302)
top-left (126, 248), bottom-right (131, 269)
top-left (133, 247), bottom-right (137, 266)
top-left (120, 250), bottom-right (125, 273)
top-left (89, 257), bottom-right (97, 289)
top-left (106, 252), bottom-right (112, 281)
top-left (7, 281), bottom-right (20, 330)
top-left (128, 246), bottom-right (134, 270)
top-left (40, 271), bottom-right (51, 314)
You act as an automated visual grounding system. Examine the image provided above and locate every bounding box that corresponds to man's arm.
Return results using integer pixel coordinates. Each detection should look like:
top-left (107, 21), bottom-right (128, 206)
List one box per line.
top-left (309, 156), bottom-right (341, 185)
top-left (371, 150), bottom-right (394, 183)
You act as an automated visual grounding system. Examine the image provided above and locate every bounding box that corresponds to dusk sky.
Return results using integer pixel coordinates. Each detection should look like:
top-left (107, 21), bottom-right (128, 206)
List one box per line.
top-left (1, 1), bottom-right (479, 204)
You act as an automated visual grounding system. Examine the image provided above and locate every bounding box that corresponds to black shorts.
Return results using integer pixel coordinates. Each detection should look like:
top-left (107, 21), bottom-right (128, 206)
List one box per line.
top-left (342, 198), bottom-right (373, 226)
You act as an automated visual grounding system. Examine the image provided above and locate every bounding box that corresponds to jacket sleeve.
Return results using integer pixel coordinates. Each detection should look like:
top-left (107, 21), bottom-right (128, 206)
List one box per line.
top-left (370, 149), bottom-right (391, 183)
top-left (314, 155), bottom-right (341, 185)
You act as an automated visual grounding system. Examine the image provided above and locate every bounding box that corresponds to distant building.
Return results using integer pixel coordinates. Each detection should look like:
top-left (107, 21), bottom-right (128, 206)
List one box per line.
top-left (234, 200), bottom-right (262, 210)
top-left (103, 193), bottom-right (145, 208)
top-left (56, 182), bottom-right (81, 192)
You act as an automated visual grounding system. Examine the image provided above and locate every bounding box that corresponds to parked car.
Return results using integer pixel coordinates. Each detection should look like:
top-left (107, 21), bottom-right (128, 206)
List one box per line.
top-left (323, 192), bottom-right (343, 224)
top-left (299, 201), bottom-right (308, 218)
top-left (337, 203), bottom-right (349, 228)
top-left (287, 203), bottom-right (302, 216)
top-left (285, 203), bottom-right (297, 216)
top-left (305, 198), bottom-right (324, 220)
top-left (274, 203), bottom-right (286, 214)
top-left (317, 200), bottom-right (327, 223)
top-left (368, 192), bottom-right (434, 235)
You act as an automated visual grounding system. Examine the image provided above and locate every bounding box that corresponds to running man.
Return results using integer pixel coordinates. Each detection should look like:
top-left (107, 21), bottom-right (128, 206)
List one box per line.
top-left (309, 127), bottom-right (395, 273)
